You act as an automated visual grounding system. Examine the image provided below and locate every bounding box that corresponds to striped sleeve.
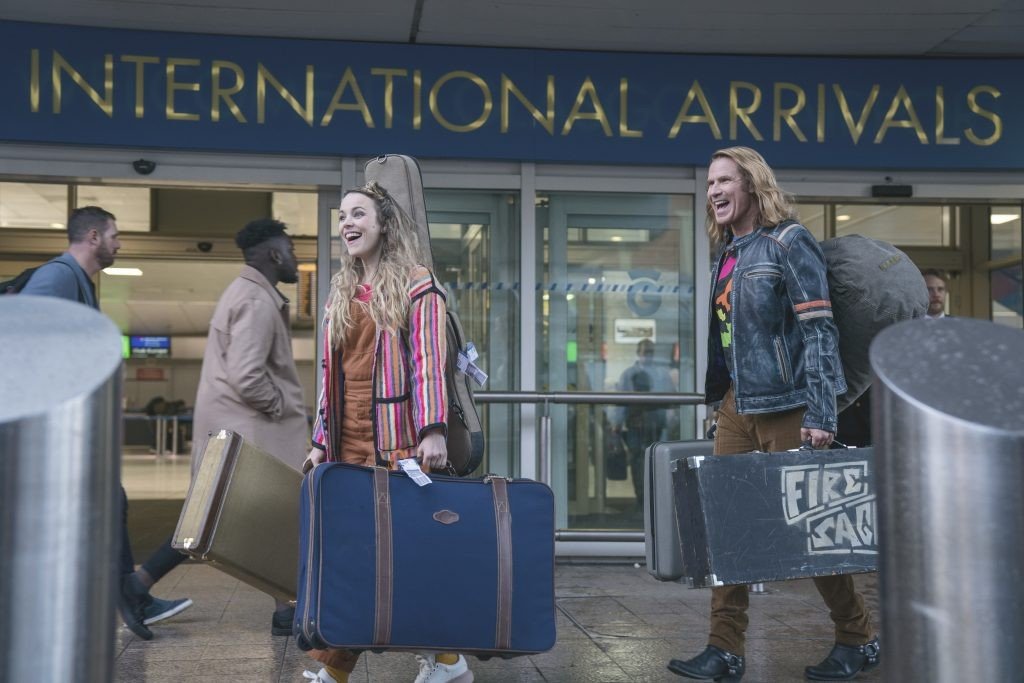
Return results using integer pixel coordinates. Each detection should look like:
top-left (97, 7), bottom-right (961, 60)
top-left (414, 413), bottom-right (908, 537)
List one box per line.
top-left (793, 298), bottom-right (833, 321)
top-left (407, 267), bottom-right (448, 439)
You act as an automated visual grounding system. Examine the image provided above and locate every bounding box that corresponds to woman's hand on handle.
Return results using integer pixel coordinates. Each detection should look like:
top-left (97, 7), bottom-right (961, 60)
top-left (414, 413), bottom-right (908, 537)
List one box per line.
top-left (416, 428), bottom-right (448, 471)
top-left (303, 446), bottom-right (326, 474)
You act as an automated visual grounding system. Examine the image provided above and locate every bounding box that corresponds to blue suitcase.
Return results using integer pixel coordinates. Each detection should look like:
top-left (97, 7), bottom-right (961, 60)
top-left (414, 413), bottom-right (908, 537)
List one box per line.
top-left (295, 463), bottom-right (556, 657)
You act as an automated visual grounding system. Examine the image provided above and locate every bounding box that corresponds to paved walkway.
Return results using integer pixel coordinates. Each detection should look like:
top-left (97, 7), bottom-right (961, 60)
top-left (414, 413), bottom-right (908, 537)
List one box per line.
top-left (115, 562), bottom-right (881, 682)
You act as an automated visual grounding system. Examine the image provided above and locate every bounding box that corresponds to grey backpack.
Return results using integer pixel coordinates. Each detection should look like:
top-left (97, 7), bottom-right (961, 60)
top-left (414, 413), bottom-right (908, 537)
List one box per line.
top-left (819, 233), bottom-right (929, 412)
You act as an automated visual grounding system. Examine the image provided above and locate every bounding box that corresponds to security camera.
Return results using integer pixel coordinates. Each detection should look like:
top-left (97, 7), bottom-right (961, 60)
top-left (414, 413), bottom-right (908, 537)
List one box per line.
top-left (132, 159), bottom-right (156, 175)
top-left (196, 241), bottom-right (213, 253)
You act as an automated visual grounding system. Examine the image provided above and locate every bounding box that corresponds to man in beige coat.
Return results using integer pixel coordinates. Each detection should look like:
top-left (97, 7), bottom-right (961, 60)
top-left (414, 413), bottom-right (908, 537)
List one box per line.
top-left (188, 218), bottom-right (309, 634)
top-left (191, 219), bottom-right (309, 476)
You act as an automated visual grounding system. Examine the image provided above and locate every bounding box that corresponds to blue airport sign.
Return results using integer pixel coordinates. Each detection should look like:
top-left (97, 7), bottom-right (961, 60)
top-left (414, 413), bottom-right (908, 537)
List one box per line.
top-left (0, 20), bottom-right (1021, 169)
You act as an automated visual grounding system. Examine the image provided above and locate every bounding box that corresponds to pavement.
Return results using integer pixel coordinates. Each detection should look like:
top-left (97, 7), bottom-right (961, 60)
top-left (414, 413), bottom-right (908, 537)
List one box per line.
top-left (115, 562), bottom-right (882, 682)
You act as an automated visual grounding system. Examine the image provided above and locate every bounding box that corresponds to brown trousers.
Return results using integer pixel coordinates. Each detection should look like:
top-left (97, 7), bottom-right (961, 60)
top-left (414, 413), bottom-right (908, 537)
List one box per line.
top-left (707, 389), bottom-right (874, 656)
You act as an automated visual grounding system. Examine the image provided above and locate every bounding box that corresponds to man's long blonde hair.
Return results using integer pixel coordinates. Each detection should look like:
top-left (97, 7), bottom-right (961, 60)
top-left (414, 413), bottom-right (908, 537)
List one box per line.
top-left (326, 182), bottom-right (424, 347)
top-left (706, 146), bottom-right (797, 245)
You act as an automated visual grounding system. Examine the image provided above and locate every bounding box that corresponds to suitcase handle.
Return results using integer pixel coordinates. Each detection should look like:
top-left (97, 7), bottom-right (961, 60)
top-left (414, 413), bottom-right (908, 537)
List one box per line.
top-left (797, 439), bottom-right (850, 451)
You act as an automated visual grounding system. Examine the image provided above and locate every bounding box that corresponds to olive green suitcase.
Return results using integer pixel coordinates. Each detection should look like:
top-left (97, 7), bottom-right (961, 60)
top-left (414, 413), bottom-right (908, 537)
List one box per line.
top-left (172, 429), bottom-right (302, 602)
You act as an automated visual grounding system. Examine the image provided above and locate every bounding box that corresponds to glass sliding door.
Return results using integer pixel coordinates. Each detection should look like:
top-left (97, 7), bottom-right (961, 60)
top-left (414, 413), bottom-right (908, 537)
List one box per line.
top-left (537, 191), bottom-right (695, 530)
top-left (426, 190), bottom-right (521, 476)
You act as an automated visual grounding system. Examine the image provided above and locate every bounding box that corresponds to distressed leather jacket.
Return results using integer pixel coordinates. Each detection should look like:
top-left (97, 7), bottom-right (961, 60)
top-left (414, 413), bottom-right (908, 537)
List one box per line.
top-left (704, 220), bottom-right (847, 433)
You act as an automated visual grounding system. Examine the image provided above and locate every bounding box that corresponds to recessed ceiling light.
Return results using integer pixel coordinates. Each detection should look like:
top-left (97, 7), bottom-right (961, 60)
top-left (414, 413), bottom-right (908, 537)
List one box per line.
top-left (587, 277), bottom-right (597, 285)
top-left (103, 267), bottom-right (143, 276)
top-left (610, 236), bottom-right (623, 242)
top-left (836, 215), bottom-right (851, 221)
top-left (990, 214), bottom-right (1019, 225)
top-left (566, 294), bottom-right (575, 301)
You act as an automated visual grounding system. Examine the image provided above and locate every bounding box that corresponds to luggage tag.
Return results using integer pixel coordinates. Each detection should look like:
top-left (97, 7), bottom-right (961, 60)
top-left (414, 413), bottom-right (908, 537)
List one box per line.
top-left (456, 342), bottom-right (488, 387)
top-left (398, 458), bottom-right (432, 486)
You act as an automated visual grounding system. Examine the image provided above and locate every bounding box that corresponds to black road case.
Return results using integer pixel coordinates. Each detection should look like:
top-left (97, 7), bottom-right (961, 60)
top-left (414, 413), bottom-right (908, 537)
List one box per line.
top-left (673, 447), bottom-right (878, 588)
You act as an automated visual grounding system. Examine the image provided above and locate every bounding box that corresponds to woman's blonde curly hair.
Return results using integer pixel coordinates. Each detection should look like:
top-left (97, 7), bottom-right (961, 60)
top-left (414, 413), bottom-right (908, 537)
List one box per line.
top-left (706, 146), bottom-right (798, 246)
top-left (326, 181), bottom-right (425, 347)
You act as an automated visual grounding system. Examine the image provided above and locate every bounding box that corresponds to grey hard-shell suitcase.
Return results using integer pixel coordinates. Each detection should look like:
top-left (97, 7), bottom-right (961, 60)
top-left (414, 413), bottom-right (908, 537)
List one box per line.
top-left (673, 446), bottom-right (878, 588)
top-left (644, 440), bottom-right (714, 581)
top-left (172, 430), bottom-right (302, 601)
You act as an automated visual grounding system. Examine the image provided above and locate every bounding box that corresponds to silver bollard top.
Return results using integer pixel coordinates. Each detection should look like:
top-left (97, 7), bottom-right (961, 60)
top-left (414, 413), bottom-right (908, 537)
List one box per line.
top-left (870, 317), bottom-right (1024, 433)
top-left (0, 296), bottom-right (123, 424)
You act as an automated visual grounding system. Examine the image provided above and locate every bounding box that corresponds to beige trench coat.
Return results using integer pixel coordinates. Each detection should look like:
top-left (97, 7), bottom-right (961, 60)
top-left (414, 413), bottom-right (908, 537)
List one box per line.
top-left (191, 265), bottom-right (309, 474)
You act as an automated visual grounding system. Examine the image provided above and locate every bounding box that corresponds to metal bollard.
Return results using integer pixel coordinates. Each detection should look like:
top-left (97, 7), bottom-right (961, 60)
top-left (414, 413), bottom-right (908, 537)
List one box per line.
top-left (0, 296), bottom-right (124, 682)
top-left (871, 317), bottom-right (1024, 682)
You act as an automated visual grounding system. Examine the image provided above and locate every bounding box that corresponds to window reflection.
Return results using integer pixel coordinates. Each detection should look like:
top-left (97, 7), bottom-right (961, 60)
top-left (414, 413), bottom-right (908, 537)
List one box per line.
top-left (0, 182), bottom-right (68, 229)
top-left (991, 265), bottom-right (1023, 329)
top-left (991, 206), bottom-right (1022, 261)
top-left (834, 205), bottom-right (953, 246)
top-left (538, 191), bottom-right (695, 530)
top-left (77, 186), bottom-right (151, 232)
top-left (273, 192), bottom-right (318, 236)
top-left (796, 203), bottom-right (825, 240)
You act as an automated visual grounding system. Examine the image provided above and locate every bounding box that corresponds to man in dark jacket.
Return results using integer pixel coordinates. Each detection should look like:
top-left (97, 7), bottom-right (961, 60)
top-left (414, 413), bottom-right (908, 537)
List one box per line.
top-left (667, 148), bottom-right (878, 682)
top-left (24, 206), bottom-right (192, 640)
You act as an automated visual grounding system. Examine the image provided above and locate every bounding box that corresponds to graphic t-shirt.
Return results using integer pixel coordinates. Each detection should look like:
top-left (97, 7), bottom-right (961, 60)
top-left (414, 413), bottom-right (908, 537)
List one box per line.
top-left (714, 251), bottom-right (737, 377)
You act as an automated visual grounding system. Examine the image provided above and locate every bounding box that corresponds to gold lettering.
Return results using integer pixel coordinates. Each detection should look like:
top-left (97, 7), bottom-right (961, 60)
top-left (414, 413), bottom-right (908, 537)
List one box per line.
top-left (51, 50), bottom-right (114, 117)
top-left (619, 78), bottom-right (642, 138)
top-left (413, 70), bottom-right (422, 130)
top-left (500, 74), bottom-right (554, 135)
top-left (965, 85), bottom-right (1002, 146)
top-left (257, 63), bottom-right (315, 126)
top-left (121, 55), bottom-right (159, 118)
top-left (773, 82), bottom-right (807, 142)
top-left (729, 81), bottom-right (763, 140)
top-left (561, 77), bottom-right (612, 136)
top-left (30, 49), bottom-right (40, 112)
top-left (321, 67), bottom-right (374, 127)
top-left (833, 84), bottom-right (879, 144)
top-left (371, 68), bottom-right (408, 128)
top-left (166, 58), bottom-right (201, 121)
top-left (211, 60), bottom-right (247, 123)
top-left (668, 80), bottom-right (721, 139)
top-left (934, 86), bottom-right (959, 145)
top-left (817, 83), bottom-right (825, 142)
top-left (874, 85), bottom-right (928, 144)
top-left (429, 70), bottom-right (493, 133)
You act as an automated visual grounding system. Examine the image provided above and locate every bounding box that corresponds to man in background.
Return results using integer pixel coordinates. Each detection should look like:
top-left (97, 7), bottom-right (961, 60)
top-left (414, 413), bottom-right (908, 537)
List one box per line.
top-left (922, 268), bottom-right (951, 318)
top-left (188, 218), bottom-right (309, 635)
top-left (612, 339), bottom-right (676, 505)
top-left (23, 206), bottom-right (193, 641)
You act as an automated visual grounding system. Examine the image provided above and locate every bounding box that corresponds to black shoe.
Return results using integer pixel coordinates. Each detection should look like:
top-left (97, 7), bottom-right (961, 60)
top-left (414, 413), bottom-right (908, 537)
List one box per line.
top-left (118, 574), bottom-right (154, 640)
top-left (668, 645), bottom-right (745, 681)
top-left (805, 636), bottom-right (880, 680)
top-left (271, 605), bottom-right (295, 636)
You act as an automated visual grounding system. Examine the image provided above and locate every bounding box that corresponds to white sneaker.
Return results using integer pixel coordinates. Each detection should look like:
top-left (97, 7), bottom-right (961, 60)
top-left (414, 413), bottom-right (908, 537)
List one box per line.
top-left (413, 654), bottom-right (474, 683)
top-left (302, 668), bottom-right (337, 683)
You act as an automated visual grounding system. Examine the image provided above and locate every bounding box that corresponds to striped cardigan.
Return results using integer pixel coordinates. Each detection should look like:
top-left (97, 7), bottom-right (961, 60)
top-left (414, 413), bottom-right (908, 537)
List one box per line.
top-left (312, 266), bottom-right (448, 463)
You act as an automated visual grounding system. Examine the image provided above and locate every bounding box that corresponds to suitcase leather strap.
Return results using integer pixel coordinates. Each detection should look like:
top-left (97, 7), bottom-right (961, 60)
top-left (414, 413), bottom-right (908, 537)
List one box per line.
top-left (372, 467), bottom-right (393, 645)
top-left (491, 478), bottom-right (513, 650)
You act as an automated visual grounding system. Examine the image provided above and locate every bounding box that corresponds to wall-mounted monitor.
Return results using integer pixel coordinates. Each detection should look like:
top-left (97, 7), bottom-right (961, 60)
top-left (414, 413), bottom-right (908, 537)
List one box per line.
top-left (129, 335), bottom-right (170, 358)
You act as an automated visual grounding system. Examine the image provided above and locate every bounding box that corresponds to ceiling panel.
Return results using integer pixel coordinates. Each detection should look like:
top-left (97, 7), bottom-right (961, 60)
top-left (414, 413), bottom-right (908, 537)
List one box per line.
top-left (2, 0), bottom-right (1023, 55)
